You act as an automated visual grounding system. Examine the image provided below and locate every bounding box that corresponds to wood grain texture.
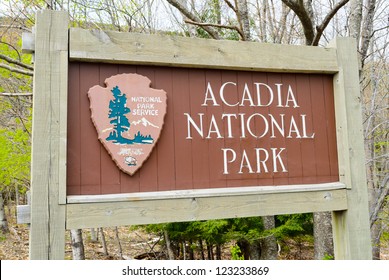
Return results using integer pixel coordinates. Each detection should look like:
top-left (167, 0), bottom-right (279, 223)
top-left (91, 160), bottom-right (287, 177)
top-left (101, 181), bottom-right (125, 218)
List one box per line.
top-left (329, 38), bottom-right (372, 259)
top-left (69, 28), bottom-right (338, 74)
top-left (66, 184), bottom-right (347, 229)
top-left (29, 10), bottom-right (68, 260)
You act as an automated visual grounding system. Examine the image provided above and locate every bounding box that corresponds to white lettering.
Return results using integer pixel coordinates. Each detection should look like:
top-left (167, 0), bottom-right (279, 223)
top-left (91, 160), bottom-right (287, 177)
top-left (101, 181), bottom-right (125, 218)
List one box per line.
top-left (202, 82), bottom-right (219, 106)
top-left (184, 113), bottom-right (204, 139)
top-left (222, 148), bottom-right (236, 174)
top-left (220, 82), bottom-right (239, 107)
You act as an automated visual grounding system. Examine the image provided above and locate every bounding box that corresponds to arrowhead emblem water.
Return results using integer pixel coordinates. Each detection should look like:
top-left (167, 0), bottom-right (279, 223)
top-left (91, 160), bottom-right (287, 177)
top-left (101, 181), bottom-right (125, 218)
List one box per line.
top-left (88, 73), bottom-right (167, 175)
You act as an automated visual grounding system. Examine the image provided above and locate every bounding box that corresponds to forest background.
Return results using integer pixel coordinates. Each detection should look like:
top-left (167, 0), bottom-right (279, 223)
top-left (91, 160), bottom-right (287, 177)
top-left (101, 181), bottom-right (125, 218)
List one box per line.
top-left (0, 0), bottom-right (387, 260)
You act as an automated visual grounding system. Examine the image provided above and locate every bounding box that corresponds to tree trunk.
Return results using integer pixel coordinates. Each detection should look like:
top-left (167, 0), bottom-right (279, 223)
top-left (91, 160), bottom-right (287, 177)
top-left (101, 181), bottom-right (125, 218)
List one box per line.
top-left (0, 192), bottom-right (8, 234)
top-left (114, 226), bottom-right (123, 259)
top-left (313, 212), bottom-right (334, 259)
top-left (90, 228), bottom-right (98, 242)
top-left (189, 240), bottom-right (195, 259)
top-left (236, 0), bottom-right (251, 40)
top-left (0, 192), bottom-right (9, 233)
top-left (215, 244), bottom-right (222, 260)
top-left (249, 241), bottom-right (261, 259)
top-left (164, 229), bottom-right (175, 260)
top-left (99, 227), bottom-right (108, 255)
top-left (199, 239), bottom-right (205, 260)
top-left (70, 229), bottom-right (85, 260)
top-left (359, 0), bottom-right (376, 67)
top-left (349, 0), bottom-right (363, 46)
top-left (260, 216), bottom-right (278, 259)
top-left (369, 187), bottom-right (381, 259)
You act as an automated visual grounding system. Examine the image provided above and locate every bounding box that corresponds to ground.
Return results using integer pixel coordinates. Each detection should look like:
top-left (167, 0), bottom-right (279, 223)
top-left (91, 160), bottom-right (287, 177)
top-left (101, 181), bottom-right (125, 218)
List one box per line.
top-left (1, 206), bottom-right (388, 260)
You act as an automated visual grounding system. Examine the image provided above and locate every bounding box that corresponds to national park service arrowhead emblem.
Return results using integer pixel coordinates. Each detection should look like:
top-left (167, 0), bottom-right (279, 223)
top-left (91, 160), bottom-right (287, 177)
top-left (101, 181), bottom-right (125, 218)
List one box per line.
top-left (88, 73), bottom-right (167, 175)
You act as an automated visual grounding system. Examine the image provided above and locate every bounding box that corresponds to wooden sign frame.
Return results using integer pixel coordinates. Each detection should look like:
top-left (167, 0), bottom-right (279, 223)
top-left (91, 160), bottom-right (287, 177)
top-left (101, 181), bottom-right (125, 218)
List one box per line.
top-left (27, 10), bottom-right (371, 259)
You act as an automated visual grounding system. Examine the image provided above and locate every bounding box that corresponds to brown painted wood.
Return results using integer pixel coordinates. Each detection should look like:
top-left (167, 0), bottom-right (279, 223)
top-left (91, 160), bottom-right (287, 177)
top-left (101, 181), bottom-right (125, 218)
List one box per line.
top-left (310, 75), bottom-right (332, 183)
top-left (79, 63), bottom-right (101, 194)
top-left (205, 69), bottom-right (227, 189)
top-left (67, 62), bottom-right (339, 195)
top-left (296, 74), bottom-right (317, 184)
top-left (67, 63), bottom-right (81, 195)
top-left (189, 69), bottom-right (210, 189)
top-left (153, 68), bottom-right (176, 192)
top-left (282, 74), bottom-right (303, 185)
top-left (252, 72), bottom-right (274, 186)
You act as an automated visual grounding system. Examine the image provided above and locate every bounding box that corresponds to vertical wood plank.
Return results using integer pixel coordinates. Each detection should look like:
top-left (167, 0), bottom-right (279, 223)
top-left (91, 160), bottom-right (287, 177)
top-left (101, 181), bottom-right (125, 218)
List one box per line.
top-left (153, 67), bottom-right (176, 191)
top-left (188, 69), bottom-right (210, 189)
top-left (59, 51), bottom-right (68, 204)
top-left (252, 72), bottom-right (274, 186)
top-left (30, 10), bottom-right (68, 259)
top-left (267, 73), bottom-right (289, 185)
top-left (236, 71), bottom-right (258, 186)
top-left (282, 74), bottom-right (303, 185)
top-left (205, 70), bottom-right (226, 188)
top-left (329, 37), bottom-right (372, 260)
top-left (67, 62), bottom-right (81, 195)
top-left (172, 68), bottom-right (193, 189)
top-left (221, 70), bottom-right (241, 187)
top-left (310, 75), bottom-right (331, 182)
top-left (295, 74), bottom-right (317, 183)
top-left (322, 75), bottom-right (339, 181)
top-left (79, 63), bottom-right (101, 194)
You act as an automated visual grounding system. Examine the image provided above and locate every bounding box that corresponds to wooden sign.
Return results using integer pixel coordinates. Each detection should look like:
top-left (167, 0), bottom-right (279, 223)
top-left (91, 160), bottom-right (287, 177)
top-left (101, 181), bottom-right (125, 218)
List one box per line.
top-left (88, 73), bottom-right (167, 175)
top-left (28, 11), bottom-right (372, 260)
top-left (67, 64), bottom-right (338, 195)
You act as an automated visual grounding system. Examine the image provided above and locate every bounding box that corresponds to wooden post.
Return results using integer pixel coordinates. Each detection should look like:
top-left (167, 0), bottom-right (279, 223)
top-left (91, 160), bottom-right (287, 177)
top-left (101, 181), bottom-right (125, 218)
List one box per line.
top-left (330, 37), bottom-right (372, 259)
top-left (29, 10), bottom-right (68, 260)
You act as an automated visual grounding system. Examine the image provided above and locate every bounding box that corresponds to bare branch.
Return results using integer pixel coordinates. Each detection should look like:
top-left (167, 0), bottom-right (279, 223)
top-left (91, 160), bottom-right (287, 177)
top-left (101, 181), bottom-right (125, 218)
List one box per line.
top-left (0, 63), bottom-right (33, 76)
top-left (165, 0), bottom-right (221, 39)
top-left (0, 25), bottom-right (31, 32)
top-left (370, 174), bottom-right (389, 227)
top-left (223, 0), bottom-right (237, 13)
top-left (184, 19), bottom-right (245, 40)
top-left (0, 41), bottom-right (21, 61)
top-left (312, 0), bottom-right (350, 46)
top-left (281, 0), bottom-right (315, 45)
top-left (0, 92), bottom-right (33, 97)
top-left (0, 53), bottom-right (34, 70)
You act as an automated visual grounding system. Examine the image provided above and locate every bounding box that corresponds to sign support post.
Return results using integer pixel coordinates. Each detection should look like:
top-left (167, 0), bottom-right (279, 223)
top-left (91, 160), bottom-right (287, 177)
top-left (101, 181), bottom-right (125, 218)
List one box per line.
top-left (330, 38), bottom-right (372, 259)
top-left (29, 10), bottom-right (69, 259)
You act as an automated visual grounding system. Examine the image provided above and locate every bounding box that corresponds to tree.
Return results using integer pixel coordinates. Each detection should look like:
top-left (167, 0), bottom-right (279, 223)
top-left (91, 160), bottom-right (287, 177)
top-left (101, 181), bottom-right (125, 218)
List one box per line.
top-left (106, 86), bottom-right (132, 143)
top-left (70, 229), bottom-right (85, 260)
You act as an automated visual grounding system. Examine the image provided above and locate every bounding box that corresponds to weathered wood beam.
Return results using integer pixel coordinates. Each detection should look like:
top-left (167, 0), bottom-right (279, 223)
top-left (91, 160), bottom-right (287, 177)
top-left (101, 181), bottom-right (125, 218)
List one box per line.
top-left (66, 184), bottom-right (347, 229)
top-left (69, 28), bottom-right (339, 74)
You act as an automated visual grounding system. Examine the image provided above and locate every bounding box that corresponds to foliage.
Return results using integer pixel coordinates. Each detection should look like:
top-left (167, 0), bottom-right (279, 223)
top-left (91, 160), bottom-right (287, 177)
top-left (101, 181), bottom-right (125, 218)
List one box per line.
top-left (273, 214), bottom-right (313, 239)
top-left (137, 214), bottom-right (313, 259)
top-left (230, 244), bottom-right (244, 260)
top-left (0, 107), bottom-right (31, 192)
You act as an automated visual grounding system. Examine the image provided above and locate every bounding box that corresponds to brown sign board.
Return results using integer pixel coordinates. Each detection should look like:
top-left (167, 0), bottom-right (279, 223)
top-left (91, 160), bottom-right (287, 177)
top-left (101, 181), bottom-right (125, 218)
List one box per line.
top-left (67, 62), bottom-right (338, 195)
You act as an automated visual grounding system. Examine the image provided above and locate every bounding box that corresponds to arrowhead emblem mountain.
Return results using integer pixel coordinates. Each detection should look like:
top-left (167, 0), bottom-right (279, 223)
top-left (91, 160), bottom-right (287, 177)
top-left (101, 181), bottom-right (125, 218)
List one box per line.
top-left (88, 73), bottom-right (167, 176)
top-left (132, 117), bottom-right (160, 129)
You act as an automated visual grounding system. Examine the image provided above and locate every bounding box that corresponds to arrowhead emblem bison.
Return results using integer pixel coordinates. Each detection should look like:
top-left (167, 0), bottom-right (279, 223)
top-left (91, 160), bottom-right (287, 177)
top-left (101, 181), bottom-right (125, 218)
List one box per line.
top-left (88, 73), bottom-right (167, 175)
